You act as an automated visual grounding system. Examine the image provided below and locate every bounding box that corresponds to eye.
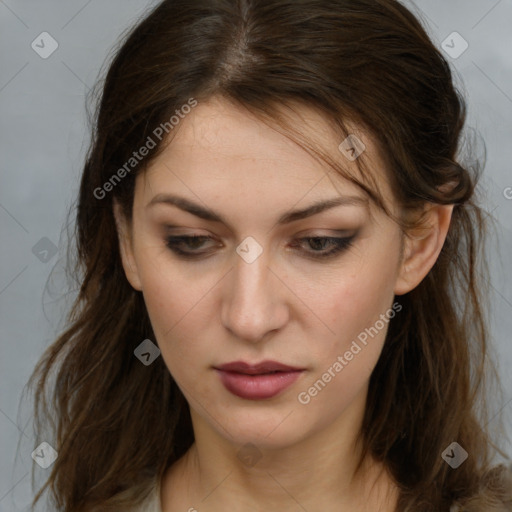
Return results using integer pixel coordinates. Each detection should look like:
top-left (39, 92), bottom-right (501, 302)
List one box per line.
top-left (164, 235), bottom-right (216, 257)
top-left (291, 236), bottom-right (355, 260)
top-left (164, 234), bottom-right (356, 260)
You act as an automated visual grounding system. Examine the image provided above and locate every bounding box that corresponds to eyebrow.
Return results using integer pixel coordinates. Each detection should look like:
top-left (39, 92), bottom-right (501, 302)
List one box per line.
top-left (146, 193), bottom-right (368, 226)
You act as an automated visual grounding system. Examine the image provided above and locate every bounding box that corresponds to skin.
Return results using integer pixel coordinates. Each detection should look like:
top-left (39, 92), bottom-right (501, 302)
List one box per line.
top-left (114, 95), bottom-right (454, 511)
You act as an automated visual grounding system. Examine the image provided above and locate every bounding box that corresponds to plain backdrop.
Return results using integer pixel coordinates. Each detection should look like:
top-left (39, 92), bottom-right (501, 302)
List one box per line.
top-left (1, 1), bottom-right (511, 510)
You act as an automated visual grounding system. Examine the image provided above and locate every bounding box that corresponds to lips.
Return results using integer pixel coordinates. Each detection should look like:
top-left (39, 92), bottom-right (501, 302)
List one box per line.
top-left (214, 360), bottom-right (305, 400)
top-left (216, 360), bottom-right (304, 374)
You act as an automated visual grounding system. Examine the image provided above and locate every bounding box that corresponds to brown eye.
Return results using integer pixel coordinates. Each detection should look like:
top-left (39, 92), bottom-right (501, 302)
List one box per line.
top-left (291, 236), bottom-right (355, 259)
top-left (165, 234), bottom-right (356, 260)
top-left (165, 235), bottom-right (216, 257)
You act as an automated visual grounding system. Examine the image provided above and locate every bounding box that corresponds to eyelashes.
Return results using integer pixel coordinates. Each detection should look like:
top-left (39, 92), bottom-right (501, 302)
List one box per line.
top-left (164, 234), bottom-right (356, 261)
top-left (290, 235), bottom-right (355, 259)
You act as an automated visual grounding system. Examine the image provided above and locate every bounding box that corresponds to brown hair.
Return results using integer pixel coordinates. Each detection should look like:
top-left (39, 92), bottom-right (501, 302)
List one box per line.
top-left (25, 0), bottom-right (512, 510)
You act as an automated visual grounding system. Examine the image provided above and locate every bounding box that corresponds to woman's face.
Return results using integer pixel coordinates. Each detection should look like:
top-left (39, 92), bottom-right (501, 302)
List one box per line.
top-left (116, 96), bottom-right (410, 450)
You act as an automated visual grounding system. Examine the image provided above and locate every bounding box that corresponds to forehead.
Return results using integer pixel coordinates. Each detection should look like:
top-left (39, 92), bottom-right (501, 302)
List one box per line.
top-left (139, 96), bottom-right (393, 209)
top-left (167, 97), bottom-right (338, 165)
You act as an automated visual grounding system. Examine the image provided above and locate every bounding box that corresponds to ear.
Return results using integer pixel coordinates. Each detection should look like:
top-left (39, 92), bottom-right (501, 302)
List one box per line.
top-left (394, 202), bottom-right (454, 296)
top-left (113, 199), bottom-right (143, 291)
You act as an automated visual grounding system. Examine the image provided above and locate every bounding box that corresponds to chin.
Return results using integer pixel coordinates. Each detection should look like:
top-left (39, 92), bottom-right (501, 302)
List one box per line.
top-left (216, 412), bottom-right (311, 451)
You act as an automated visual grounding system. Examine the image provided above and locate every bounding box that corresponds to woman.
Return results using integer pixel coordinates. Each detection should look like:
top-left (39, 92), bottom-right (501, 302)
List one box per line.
top-left (26, 0), bottom-right (512, 510)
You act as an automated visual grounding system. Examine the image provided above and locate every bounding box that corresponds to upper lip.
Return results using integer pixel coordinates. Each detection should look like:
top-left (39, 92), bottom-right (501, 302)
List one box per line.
top-left (215, 360), bottom-right (304, 374)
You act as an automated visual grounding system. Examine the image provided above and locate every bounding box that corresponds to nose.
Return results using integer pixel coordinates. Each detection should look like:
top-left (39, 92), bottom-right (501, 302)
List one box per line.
top-left (221, 246), bottom-right (289, 343)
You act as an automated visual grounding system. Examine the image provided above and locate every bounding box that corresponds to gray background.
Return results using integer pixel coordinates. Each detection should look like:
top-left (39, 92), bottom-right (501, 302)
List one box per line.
top-left (1, 1), bottom-right (511, 510)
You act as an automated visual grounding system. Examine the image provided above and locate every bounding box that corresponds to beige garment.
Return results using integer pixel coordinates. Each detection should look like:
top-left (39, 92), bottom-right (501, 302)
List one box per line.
top-left (132, 476), bottom-right (504, 512)
top-left (135, 477), bottom-right (162, 512)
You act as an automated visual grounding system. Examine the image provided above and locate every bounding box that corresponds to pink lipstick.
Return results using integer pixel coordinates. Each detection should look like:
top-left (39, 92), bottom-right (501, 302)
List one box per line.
top-left (214, 360), bottom-right (305, 400)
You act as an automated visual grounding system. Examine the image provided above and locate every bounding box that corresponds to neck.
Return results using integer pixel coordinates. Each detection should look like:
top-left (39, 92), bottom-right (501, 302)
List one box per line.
top-left (161, 389), bottom-right (398, 511)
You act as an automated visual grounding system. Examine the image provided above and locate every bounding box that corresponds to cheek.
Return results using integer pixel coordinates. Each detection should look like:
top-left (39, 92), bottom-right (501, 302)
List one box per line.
top-left (134, 239), bottom-right (201, 332)
top-left (134, 248), bottom-right (219, 388)
top-left (298, 270), bottom-right (397, 422)
top-left (312, 237), bottom-right (400, 383)
top-left (141, 278), bottom-right (210, 398)
top-left (323, 263), bottom-right (397, 344)
top-left (140, 275), bottom-right (186, 339)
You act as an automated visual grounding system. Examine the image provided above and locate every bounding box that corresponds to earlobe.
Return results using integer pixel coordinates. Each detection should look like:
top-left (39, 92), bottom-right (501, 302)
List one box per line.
top-left (113, 200), bottom-right (143, 291)
top-left (394, 203), bottom-right (454, 296)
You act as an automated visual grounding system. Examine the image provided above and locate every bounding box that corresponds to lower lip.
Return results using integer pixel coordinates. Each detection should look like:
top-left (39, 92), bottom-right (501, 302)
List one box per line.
top-left (215, 369), bottom-right (304, 400)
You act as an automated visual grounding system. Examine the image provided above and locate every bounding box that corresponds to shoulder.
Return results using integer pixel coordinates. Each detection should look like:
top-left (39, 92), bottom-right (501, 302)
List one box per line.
top-left (141, 477), bottom-right (162, 512)
top-left (88, 476), bottom-right (162, 512)
top-left (126, 476), bottom-right (162, 512)
top-left (450, 463), bottom-right (512, 512)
